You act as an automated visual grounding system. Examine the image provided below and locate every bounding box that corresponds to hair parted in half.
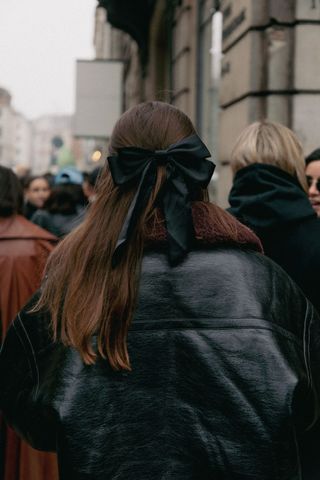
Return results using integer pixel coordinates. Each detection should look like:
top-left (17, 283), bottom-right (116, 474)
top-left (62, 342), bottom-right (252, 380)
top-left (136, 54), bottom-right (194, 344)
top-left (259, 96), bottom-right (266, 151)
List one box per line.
top-left (305, 148), bottom-right (320, 166)
top-left (230, 121), bottom-right (308, 192)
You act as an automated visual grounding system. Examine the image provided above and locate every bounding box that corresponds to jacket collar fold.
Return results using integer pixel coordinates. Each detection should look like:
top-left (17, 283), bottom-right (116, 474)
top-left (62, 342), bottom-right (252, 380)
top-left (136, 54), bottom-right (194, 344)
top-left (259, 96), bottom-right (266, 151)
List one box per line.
top-left (228, 164), bottom-right (316, 230)
top-left (144, 201), bottom-right (263, 253)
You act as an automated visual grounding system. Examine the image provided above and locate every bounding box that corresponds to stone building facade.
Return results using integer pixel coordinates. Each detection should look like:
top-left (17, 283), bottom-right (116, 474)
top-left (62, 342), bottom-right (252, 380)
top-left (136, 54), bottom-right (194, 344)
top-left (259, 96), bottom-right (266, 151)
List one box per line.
top-left (0, 88), bottom-right (32, 170)
top-left (96, 0), bottom-right (320, 206)
top-left (218, 0), bottom-right (320, 205)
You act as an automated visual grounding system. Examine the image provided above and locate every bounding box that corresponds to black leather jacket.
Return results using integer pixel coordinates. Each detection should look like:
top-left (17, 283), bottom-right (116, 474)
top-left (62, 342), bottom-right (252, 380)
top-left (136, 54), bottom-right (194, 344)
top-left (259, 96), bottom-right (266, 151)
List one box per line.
top-left (1, 247), bottom-right (320, 479)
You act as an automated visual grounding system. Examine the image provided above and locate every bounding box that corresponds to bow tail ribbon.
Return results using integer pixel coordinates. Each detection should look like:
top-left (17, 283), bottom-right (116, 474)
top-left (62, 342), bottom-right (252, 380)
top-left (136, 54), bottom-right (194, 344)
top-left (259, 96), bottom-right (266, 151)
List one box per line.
top-left (162, 170), bottom-right (195, 265)
top-left (108, 134), bottom-right (215, 267)
top-left (112, 162), bottom-right (157, 267)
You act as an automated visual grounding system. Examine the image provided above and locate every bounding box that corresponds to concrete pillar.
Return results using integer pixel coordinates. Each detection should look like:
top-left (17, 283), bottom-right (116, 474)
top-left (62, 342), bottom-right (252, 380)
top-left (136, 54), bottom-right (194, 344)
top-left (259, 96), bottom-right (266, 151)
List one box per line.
top-left (217, 0), bottom-right (320, 207)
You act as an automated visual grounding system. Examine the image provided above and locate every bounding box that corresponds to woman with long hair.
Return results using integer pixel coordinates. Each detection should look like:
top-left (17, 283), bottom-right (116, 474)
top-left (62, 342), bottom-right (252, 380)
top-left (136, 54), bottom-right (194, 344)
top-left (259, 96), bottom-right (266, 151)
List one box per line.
top-left (0, 103), bottom-right (320, 479)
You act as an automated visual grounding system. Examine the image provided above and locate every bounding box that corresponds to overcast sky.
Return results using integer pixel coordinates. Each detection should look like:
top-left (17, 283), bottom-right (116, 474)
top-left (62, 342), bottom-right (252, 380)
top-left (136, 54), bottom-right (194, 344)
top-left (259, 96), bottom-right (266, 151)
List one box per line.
top-left (0, 0), bottom-right (95, 119)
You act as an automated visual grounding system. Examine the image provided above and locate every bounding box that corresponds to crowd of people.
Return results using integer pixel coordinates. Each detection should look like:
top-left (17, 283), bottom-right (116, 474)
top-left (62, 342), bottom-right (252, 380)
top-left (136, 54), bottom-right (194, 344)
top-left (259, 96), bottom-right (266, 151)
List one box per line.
top-left (0, 101), bottom-right (320, 479)
top-left (0, 164), bottom-right (101, 480)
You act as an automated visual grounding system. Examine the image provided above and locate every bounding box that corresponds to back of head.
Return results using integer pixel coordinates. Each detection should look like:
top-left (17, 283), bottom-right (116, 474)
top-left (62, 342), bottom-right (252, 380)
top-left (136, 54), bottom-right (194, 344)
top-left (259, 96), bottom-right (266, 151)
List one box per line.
top-left (0, 166), bottom-right (23, 217)
top-left (305, 148), bottom-right (320, 165)
top-left (54, 167), bottom-right (86, 207)
top-left (109, 101), bottom-right (196, 153)
top-left (54, 167), bottom-right (83, 187)
top-left (44, 186), bottom-right (79, 215)
top-left (230, 121), bottom-right (308, 191)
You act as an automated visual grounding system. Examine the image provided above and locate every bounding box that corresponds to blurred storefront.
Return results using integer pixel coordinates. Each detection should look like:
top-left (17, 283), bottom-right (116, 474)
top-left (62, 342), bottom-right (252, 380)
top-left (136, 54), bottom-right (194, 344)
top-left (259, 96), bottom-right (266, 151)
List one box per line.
top-left (95, 0), bottom-right (320, 206)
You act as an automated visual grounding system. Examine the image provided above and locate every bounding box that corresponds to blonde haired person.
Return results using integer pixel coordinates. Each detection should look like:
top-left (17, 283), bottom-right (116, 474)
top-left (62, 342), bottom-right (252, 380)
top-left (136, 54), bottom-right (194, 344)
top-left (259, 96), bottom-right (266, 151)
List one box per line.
top-left (229, 121), bottom-right (320, 476)
top-left (230, 121), bottom-right (308, 190)
top-left (229, 120), bottom-right (320, 312)
top-left (1, 105), bottom-right (320, 479)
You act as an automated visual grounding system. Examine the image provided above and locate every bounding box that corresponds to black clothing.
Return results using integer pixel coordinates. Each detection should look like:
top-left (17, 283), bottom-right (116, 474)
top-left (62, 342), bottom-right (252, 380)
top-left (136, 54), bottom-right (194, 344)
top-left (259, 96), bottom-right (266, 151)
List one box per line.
top-left (30, 207), bottom-right (85, 237)
top-left (228, 163), bottom-right (320, 313)
top-left (1, 201), bottom-right (320, 479)
top-left (23, 201), bottom-right (38, 220)
top-left (108, 134), bottom-right (214, 266)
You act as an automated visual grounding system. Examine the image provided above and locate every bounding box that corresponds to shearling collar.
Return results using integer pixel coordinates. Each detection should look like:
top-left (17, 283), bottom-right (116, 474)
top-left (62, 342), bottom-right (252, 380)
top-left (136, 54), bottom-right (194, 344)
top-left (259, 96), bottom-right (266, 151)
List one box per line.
top-left (144, 201), bottom-right (263, 253)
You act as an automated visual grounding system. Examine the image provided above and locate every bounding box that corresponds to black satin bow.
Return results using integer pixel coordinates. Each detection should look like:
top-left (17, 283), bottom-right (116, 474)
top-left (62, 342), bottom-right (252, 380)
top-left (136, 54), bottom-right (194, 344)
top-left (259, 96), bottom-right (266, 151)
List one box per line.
top-left (108, 134), bottom-right (215, 266)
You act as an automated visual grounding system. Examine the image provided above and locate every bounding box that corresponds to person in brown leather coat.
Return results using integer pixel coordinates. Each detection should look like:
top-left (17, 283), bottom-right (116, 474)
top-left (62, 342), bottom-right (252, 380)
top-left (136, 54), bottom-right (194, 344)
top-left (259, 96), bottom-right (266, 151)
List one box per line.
top-left (0, 165), bottom-right (58, 480)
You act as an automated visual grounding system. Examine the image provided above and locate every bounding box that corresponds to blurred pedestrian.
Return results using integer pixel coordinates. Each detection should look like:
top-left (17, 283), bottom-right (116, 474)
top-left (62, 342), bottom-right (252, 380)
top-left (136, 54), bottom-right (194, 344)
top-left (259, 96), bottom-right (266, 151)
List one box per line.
top-left (82, 166), bottom-right (102, 203)
top-left (228, 121), bottom-right (320, 313)
top-left (14, 164), bottom-right (30, 181)
top-left (23, 175), bottom-right (51, 220)
top-left (1, 103), bottom-right (320, 479)
top-left (54, 166), bottom-right (87, 207)
top-left (31, 167), bottom-right (86, 237)
top-left (42, 171), bottom-right (55, 188)
top-left (305, 148), bottom-right (320, 217)
top-left (0, 166), bottom-right (58, 480)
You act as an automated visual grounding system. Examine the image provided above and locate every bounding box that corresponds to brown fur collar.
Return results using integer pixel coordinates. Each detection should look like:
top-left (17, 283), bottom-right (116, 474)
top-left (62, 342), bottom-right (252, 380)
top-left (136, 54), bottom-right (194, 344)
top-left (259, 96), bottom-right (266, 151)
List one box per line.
top-left (145, 201), bottom-right (263, 253)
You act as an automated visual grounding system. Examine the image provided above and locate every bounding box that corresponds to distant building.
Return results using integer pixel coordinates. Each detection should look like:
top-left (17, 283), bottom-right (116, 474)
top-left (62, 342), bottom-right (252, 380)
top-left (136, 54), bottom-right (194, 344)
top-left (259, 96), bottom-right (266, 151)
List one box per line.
top-left (0, 88), bottom-right (97, 174)
top-left (0, 87), bottom-right (32, 169)
top-left (31, 114), bottom-right (75, 173)
top-left (14, 112), bottom-right (32, 169)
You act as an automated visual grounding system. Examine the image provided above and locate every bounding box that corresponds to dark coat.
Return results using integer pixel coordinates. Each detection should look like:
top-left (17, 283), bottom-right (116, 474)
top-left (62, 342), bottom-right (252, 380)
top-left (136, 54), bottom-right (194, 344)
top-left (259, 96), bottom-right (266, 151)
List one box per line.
top-left (31, 207), bottom-right (85, 238)
top-left (0, 215), bottom-right (59, 480)
top-left (228, 163), bottom-right (320, 314)
top-left (0, 204), bottom-right (320, 480)
top-left (23, 201), bottom-right (38, 220)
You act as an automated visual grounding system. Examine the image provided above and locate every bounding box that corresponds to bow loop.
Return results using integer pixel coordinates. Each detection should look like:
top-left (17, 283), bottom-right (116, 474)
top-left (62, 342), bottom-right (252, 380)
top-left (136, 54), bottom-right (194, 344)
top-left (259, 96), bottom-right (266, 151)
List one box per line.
top-left (107, 134), bottom-right (215, 266)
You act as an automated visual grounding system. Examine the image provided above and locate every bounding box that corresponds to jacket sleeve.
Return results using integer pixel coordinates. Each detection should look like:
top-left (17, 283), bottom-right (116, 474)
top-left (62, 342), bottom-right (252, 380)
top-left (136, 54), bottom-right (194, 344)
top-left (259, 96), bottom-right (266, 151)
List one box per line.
top-left (309, 300), bottom-right (320, 416)
top-left (298, 299), bottom-right (320, 477)
top-left (0, 313), bottom-right (57, 451)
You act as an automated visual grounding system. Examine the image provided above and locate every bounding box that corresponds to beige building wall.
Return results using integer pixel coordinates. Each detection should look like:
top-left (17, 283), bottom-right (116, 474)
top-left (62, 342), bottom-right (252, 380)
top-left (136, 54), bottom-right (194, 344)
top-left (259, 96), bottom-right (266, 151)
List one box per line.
top-left (218, 0), bottom-right (320, 207)
top-left (171, 0), bottom-right (198, 122)
top-left (102, 0), bottom-right (199, 123)
top-left (97, 0), bottom-right (320, 207)
top-left (94, 7), bottom-right (111, 60)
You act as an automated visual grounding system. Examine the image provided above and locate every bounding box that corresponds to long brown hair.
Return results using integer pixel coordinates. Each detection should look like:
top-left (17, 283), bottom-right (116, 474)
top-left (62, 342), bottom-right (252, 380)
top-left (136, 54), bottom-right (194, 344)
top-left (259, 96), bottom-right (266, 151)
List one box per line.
top-left (35, 101), bottom-right (197, 370)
